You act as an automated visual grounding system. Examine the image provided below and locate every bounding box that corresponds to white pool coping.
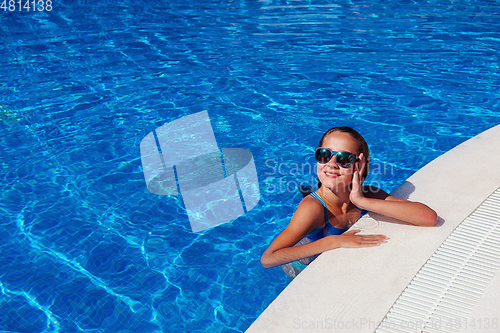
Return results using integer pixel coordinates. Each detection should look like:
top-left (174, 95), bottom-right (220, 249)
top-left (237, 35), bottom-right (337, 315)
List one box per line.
top-left (247, 123), bottom-right (500, 333)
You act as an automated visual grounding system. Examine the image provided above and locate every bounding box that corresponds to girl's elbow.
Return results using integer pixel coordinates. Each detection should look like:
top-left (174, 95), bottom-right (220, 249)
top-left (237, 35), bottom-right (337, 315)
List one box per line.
top-left (430, 212), bottom-right (438, 226)
top-left (414, 203), bottom-right (437, 226)
top-left (260, 254), bottom-right (274, 268)
top-left (423, 209), bottom-right (438, 226)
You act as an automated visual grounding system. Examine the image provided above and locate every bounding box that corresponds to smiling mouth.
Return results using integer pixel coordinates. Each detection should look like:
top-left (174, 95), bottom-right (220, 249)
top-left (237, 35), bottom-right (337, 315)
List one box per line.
top-left (325, 171), bottom-right (339, 178)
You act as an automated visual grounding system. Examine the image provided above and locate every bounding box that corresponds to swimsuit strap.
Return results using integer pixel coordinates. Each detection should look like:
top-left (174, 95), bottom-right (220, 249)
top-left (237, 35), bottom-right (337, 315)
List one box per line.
top-left (309, 192), bottom-right (329, 225)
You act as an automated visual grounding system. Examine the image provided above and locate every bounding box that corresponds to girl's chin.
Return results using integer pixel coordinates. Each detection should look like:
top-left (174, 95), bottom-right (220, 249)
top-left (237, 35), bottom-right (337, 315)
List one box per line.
top-left (320, 177), bottom-right (352, 191)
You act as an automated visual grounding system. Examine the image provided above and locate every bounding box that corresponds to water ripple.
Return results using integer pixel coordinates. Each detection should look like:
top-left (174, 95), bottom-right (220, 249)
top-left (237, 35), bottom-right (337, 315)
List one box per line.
top-left (0, 0), bottom-right (499, 332)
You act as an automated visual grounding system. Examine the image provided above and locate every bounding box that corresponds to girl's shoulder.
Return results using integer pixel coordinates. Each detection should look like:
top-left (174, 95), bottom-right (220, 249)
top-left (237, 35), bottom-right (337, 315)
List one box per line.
top-left (296, 194), bottom-right (326, 217)
top-left (299, 194), bottom-right (325, 210)
top-left (286, 195), bottom-right (326, 230)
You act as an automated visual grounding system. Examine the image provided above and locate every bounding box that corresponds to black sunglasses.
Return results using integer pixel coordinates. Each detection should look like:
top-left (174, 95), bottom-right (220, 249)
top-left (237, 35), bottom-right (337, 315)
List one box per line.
top-left (314, 148), bottom-right (358, 168)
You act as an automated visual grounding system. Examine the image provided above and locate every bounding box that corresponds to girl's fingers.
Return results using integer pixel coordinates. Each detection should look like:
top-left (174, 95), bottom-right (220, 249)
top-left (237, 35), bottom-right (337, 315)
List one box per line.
top-left (339, 232), bottom-right (389, 248)
top-left (361, 235), bottom-right (389, 241)
top-left (356, 234), bottom-right (388, 245)
top-left (358, 153), bottom-right (366, 176)
top-left (358, 234), bottom-right (388, 239)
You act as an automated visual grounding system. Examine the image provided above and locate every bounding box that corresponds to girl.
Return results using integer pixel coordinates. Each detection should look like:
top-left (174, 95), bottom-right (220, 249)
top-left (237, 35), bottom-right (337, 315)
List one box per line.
top-left (261, 126), bottom-right (437, 279)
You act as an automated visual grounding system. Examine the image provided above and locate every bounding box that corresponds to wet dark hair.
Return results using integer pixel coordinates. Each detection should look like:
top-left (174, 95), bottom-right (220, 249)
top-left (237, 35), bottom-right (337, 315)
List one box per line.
top-left (317, 126), bottom-right (369, 189)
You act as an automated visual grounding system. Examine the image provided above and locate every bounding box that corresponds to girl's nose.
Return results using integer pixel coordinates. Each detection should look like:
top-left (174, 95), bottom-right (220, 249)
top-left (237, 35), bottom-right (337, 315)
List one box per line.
top-left (326, 155), bottom-right (339, 168)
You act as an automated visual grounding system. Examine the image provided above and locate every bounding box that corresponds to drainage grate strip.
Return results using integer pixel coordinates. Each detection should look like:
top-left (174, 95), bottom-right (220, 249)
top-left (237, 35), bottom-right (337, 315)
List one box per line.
top-left (375, 187), bottom-right (500, 333)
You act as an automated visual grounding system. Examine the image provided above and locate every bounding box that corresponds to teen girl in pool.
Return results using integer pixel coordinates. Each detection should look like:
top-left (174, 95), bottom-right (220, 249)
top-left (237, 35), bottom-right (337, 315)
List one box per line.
top-left (261, 126), bottom-right (437, 279)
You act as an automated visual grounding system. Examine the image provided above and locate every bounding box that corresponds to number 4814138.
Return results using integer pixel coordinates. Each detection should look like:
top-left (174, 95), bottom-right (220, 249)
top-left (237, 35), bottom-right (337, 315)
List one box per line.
top-left (1, 0), bottom-right (52, 11)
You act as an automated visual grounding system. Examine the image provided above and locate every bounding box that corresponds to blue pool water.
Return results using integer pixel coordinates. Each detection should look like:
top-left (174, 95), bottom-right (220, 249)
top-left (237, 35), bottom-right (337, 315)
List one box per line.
top-left (1, 0), bottom-right (499, 332)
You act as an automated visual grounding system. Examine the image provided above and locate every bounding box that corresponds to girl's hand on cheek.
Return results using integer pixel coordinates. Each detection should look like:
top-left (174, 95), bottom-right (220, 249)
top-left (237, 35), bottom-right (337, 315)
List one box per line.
top-left (349, 153), bottom-right (366, 206)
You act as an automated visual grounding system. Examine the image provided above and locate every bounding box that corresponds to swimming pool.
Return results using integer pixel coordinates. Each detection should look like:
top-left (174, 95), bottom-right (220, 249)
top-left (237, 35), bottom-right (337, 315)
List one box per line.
top-left (0, 0), bottom-right (499, 332)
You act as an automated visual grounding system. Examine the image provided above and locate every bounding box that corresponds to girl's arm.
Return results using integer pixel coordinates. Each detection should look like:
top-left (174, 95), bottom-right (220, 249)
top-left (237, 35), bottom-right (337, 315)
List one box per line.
top-left (350, 154), bottom-right (438, 227)
top-left (261, 199), bottom-right (388, 268)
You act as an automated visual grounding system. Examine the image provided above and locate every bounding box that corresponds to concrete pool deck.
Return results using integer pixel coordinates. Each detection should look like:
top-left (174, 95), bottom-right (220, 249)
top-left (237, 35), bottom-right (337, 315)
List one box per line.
top-left (248, 124), bottom-right (500, 333)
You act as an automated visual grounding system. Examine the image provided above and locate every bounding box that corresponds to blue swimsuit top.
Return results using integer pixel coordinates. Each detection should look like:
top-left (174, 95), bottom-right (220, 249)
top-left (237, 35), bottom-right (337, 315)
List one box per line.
top-left (305, 192), bottom-right (367, 241)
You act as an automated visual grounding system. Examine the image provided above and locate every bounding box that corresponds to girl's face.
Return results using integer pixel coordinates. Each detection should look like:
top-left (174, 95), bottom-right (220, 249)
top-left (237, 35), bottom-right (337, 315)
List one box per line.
top-left (316, 132), bottom-right (359, 192)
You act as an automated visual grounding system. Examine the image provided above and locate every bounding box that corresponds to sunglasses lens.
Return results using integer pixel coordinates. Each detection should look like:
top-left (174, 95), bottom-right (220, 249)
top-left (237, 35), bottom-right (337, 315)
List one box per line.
top-left (315, 148), bottom-right (332, 164)
top-left (315, 149), bottom-right (357, 167)
top-left (337, 152), bottom-right (355, 168)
